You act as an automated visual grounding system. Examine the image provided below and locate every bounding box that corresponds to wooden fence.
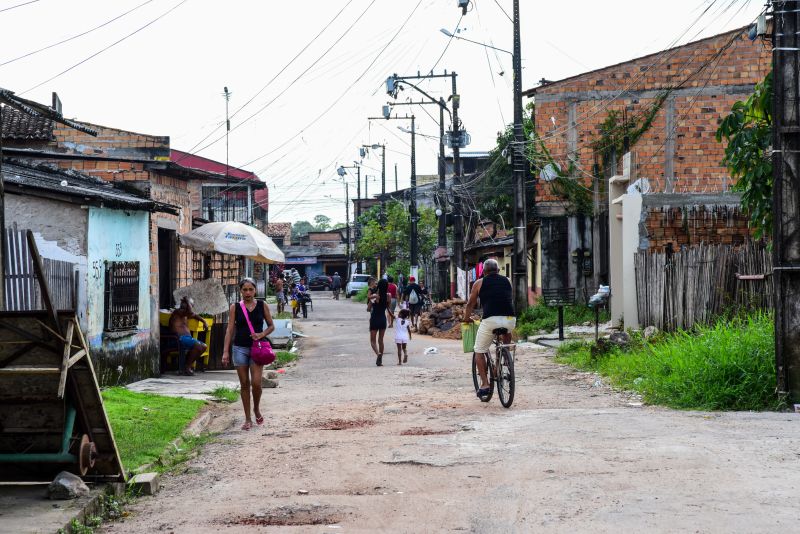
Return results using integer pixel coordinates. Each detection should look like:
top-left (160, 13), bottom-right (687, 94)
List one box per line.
top-left (3, 226), bottom-right (76, 311)
top-left (635, 242), bottom-right (772, 331)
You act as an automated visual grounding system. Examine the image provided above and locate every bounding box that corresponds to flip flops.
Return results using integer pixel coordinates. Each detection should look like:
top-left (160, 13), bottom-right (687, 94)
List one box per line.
top-left (255, 415), bottom-right (264, 426)
top-left (476, 387), bottom-right (492, 401)
top-left (241, 421), bottom-right (252, 431)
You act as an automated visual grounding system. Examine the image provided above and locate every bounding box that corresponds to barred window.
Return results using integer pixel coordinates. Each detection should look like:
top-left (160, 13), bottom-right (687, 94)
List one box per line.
top-left (104, 261), bottom-right (140, 332)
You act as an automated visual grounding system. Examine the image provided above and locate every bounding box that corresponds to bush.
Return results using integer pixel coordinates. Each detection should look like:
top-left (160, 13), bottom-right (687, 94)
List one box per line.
top-left (353, 285), bottom-right (370, 303)
top-left (556, 313), bottom-right (782, 411)
top-left (516, 298), bottom-right (609, 338)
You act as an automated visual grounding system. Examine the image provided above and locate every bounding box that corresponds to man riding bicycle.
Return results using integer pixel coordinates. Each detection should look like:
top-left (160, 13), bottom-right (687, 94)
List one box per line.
top-left (462, 259), bottom-right (516, 400)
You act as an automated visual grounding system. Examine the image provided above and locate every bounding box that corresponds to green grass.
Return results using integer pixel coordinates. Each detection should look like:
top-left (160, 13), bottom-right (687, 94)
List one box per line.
top-left (274, 311), bottom-right (292, 319)
top-left (556, 313), bottom-right (782, 411)
top-left (516, 298), bottom-right (609, 338)
top-left (353, 285), bottom-right (370, 303)
top-left (102, 388), bottom-right (205, 470)
top-left (208, 385), bottom-right (239, 403)
top-left (273, 350), bottom-right (297, 367)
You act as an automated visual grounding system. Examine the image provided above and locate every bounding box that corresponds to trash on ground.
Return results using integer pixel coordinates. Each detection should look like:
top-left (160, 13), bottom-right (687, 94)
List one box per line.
top-left (423, 347), bottom-right (439, 355)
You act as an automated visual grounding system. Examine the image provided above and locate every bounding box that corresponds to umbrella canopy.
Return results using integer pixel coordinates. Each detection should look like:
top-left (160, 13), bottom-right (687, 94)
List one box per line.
top-left (179, 221), bottom-right (285, 264)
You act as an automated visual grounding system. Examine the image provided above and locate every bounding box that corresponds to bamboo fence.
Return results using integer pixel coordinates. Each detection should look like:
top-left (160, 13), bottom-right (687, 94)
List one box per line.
top-left (634, 242), bottom-right (772, 331)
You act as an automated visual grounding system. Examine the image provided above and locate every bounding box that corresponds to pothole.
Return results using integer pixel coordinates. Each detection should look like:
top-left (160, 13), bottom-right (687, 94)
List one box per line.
top-left (309, 418), bottom-right (375, 430)
top-left (225, 505), bottom-right (341, 526)
top-left (400, 427), bottom-right (456, 436)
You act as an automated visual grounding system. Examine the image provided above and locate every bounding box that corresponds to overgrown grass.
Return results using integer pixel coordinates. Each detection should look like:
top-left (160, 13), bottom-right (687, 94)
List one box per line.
top-left (353, 285), bottom-right (370, 303)
top-left (556, 313), bottom-right (782, 411)
top-left (102, 388), bottom-right (205, 470)
top-left (208, 385), bottom-right (239, 403)
top-left (516, 298), bottom-right (609, 338)
top-left (274, 311), bottom-right (292, 319)
top-left (274, 350), bottom-right (297, 367)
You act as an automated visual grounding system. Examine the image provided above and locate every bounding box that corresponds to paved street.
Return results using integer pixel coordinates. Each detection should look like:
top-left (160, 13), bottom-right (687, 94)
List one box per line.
top-left (106, 296), bottom-right (800, 533)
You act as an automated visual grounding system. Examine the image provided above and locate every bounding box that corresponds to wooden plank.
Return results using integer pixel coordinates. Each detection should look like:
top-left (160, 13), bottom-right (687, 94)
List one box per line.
top-left (57, 321), bottom-right (74, 399)
top-left (0, 342), bottom-right (35, 368)
top-left (0, 367), bottom-right (61, 374)
top-left (67, 349), bottom-right (86, 368)
top-left (26, 231), bottom-right (61, 336)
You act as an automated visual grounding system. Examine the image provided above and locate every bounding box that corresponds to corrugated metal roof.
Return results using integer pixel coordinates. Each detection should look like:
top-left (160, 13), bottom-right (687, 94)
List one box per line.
top-left (2, 160), bottom-right (174, 212)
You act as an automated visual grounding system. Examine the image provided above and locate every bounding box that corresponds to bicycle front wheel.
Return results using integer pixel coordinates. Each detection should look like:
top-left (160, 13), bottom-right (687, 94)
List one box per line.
top-left (471, 352), bottom-right (494, 402)
top-left (497, 347), bottom-right (515, 408)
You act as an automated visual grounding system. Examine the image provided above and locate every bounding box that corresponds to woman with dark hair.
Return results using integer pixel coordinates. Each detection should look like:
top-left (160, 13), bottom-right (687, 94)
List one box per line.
top-left (368, 278), bottom-right (394, 366)
top-left (222, 277), bottom-right (275, 430)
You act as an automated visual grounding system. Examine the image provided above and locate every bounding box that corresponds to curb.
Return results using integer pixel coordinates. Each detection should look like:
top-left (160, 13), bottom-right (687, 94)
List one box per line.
top-left (59, 482), bottom-right (125, 534)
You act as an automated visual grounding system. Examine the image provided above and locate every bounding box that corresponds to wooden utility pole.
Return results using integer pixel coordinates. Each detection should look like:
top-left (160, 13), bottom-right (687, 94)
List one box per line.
top-left (773, 0), bottom-right (800, 401)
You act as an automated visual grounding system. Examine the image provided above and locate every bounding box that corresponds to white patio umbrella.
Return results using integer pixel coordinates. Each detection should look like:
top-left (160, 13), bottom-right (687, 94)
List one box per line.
top-left (179, 221), bottom-right (285, 264)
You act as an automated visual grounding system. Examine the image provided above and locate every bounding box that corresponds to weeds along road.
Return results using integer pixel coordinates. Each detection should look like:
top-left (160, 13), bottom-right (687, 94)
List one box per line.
top-left (106, 295), bottom-right (800, 533)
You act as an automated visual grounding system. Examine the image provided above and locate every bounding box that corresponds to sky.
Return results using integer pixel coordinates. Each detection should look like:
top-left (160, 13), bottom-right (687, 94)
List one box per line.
top-left (0, 0), bottom-right (764, 225)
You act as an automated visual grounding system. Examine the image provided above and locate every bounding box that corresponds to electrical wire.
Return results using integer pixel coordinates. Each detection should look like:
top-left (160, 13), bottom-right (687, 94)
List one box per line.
top-left (20, 0), bottom-right (188, 95)
top-left (0, 0), bottom-right (39, 14)
top-left (0, 0), bottom-right (155, 68)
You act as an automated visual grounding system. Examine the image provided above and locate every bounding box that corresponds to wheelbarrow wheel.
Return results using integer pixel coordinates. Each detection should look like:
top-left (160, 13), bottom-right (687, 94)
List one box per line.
top-left (79, 434), bottom-right (97, 475)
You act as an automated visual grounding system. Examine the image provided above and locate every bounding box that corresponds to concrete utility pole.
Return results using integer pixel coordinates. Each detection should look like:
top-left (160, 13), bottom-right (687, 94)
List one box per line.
top-left (451, 74), bottom-right (463, 298)
top-left (437, 97), bottom-right (448, 302)
top-left (410, 115), bottom-right (419, 278)
top-left (510, 0), bottom-right (529, 314)
top-left (772, 0), bottom-right (800, 401)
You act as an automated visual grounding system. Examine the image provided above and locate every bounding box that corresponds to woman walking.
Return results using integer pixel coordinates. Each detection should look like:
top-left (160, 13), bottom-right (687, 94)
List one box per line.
top-left (222, 278), bottom-right (275, 431)
top-left (368, 278), bottom-right (393, 366)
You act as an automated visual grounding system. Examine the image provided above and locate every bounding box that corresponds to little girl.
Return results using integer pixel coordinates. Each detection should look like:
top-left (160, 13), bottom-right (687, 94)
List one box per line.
top-left (394, 308), bottom-right (412, 365)
top-left (289, 283), bottom-right (300, 319)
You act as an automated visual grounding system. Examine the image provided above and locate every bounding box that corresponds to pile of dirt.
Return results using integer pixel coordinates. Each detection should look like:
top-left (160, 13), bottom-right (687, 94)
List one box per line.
top-left (417, 299), bottom-right (479, 339)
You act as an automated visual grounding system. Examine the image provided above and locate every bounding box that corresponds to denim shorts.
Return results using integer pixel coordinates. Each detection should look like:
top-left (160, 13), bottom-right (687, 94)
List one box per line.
top-left (232, 345), bottom-right (252, 367)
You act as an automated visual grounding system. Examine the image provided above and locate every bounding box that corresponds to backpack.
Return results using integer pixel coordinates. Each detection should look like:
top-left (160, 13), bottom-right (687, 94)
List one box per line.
top-left (408, 289), bottom-right (419, 305)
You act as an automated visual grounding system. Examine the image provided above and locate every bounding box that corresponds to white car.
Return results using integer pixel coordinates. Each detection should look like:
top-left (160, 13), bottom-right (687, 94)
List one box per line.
top-left (346, 274), bottom-right (371, 297)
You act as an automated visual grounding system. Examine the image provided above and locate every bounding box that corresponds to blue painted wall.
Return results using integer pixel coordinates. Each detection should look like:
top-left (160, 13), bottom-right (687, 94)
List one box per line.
top-left (86, 208), bottom-right (155, 384)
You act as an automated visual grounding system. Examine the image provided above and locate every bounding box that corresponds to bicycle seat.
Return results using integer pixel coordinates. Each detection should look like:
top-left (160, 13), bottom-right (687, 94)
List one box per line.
top-left (492, 328), bottom-right (509, 335)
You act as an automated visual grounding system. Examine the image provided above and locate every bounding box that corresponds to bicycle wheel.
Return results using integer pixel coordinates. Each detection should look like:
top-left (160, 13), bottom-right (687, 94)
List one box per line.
top-left (496, 347), bottom-right (515, 408)
top-left (471, 352), bottom-right (494, 402)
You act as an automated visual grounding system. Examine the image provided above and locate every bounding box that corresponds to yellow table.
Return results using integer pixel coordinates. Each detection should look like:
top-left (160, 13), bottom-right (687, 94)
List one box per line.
top-left (159, 311), bottom-right (213, 370)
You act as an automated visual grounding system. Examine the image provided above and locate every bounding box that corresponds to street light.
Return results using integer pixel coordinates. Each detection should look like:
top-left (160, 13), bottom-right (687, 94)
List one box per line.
top-left (439, 28), bottom-right (512, 55)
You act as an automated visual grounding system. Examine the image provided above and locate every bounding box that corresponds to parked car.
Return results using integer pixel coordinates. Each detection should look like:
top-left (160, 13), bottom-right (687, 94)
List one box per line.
top-left (308, 275), bottom-right (333, 291)
top-left (346, 274), bottom-right (371, 297)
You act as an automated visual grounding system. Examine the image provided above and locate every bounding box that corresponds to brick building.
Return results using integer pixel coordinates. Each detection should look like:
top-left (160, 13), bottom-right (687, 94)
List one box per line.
top-left (526, 27), bottom-right (771, 301)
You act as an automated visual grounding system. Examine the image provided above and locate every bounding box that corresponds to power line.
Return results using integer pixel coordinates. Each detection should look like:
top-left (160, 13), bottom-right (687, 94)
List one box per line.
top-left (0, 0), bottom-right (155, 68)
top-left (0, 0), bottom-right (40, 14)
top-left (20, 0), bottom-right (188, 95)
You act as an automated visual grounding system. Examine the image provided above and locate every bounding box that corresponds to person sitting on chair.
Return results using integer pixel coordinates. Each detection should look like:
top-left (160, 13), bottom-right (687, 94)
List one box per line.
top-left (169, 296), bottom-right (209, 376)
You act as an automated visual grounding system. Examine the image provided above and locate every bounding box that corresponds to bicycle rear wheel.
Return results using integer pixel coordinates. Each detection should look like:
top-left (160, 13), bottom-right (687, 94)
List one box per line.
top-left (497, 347), bottom-right (515, 408)
top-left (471, 352), bottom-right (494, 402)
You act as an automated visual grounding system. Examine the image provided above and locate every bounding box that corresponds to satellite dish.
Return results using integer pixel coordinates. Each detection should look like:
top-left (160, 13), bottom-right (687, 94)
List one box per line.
top-left (540, 162), bottom-right (560, 182)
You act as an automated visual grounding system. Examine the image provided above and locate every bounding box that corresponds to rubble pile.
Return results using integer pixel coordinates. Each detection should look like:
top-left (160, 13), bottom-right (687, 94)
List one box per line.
top-left (417, 298), bottom-right (479, 339)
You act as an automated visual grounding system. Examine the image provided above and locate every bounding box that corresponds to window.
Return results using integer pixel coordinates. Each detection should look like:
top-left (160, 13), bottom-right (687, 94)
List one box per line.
top-left (201, 185), bottom-right (251, 223)
top-left (104, 261), bottom-right (140, 332)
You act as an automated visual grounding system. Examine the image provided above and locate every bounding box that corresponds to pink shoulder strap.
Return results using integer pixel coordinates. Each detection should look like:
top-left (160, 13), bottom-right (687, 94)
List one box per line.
top-left (239, 300), bottom-right (256, 335)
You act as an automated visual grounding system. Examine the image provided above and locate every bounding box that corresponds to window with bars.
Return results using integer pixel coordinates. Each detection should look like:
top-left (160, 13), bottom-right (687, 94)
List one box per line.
top-left (104, 261), bottom-right (140, 332)
top-left (201, 185), bottom-right (251, 223)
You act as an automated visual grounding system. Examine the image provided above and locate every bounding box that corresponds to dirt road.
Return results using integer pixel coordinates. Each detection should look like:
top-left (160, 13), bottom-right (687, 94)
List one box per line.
top-left (107, 296), bottom-right (800, 533)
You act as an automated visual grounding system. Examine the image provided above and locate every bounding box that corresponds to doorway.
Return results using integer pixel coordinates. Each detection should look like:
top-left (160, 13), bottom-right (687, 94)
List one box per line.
top-left (157, 228), bottom-right (177, 309)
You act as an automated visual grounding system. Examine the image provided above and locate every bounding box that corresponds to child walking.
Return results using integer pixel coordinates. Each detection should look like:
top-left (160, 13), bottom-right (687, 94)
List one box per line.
top-left (394, 308), bottom-right (412, 365)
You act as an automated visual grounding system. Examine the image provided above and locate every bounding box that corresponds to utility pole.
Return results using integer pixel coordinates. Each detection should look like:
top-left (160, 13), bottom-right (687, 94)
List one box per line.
top-left (338, 163), bottom-right (361, 277)
top-left (451, 74), bottom-right (463, 299)
top-left (437, 98), bottom-right (448, 302)
top-left (772, 0), bottom-right (800, 401)
top-left (410, 115), bottom-right (419, 278)
top-left (395, 163), bottom-right (398, 191)
top-left (386, 71), bottom-right (460, 298)
top-left (344, 181), bottom-right (351, 284)
top-left (511, 0), bottom-right (529, 314)
top-left (355, 164), bottom-right (362, 274)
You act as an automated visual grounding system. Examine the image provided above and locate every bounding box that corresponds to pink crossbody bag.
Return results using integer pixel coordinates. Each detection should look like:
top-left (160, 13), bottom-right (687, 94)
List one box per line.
top-left (239, 300), bottom-right (275, 366)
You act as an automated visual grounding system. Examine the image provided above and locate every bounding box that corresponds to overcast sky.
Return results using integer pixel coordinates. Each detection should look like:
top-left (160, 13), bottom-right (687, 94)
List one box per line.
top-left (0, 0), bottom-right (763, 225)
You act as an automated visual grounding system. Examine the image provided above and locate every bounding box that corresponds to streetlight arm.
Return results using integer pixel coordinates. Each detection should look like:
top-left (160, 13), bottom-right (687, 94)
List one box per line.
top-left (443, 33), bottom-right (512, 56)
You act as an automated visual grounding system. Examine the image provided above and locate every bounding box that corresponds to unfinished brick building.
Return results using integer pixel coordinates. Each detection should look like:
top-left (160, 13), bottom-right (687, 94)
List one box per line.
top-left (526, 26), bottom-right (771, 301)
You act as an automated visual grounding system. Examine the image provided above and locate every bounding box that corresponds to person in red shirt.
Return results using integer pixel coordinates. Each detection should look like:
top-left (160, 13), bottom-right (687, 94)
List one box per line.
top-left (386, 275), bottom-right (398, 328)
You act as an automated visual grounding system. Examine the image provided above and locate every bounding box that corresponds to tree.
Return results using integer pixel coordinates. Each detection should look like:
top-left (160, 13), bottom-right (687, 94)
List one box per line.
top-left (716, 71), bottom-right (772, 239)
top-left (355, 200), bottom-right (437, 265)
top-left (291, 220), bottom-right (315, 241)
top-left (313, 214), bottom-right (331, 232)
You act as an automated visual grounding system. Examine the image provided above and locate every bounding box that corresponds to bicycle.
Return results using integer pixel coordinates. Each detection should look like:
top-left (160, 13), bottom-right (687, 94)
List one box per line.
top-left (471, 327), bottom-right (516, 408)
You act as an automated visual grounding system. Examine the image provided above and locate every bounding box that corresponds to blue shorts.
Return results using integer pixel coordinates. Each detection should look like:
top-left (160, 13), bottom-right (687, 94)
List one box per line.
top-left (179, 335), bottom-right (203, 350)
top-left (232, 345), bottom-right (252, 367)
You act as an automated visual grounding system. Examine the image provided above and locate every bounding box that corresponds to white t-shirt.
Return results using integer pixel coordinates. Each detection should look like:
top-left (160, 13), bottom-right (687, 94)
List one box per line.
top-left (394, 318), bottom-right (411, 343)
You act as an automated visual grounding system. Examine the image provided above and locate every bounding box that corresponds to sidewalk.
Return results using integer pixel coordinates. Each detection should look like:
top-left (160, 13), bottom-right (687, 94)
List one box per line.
top-left (126, 370), bottom-right (242, 400)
